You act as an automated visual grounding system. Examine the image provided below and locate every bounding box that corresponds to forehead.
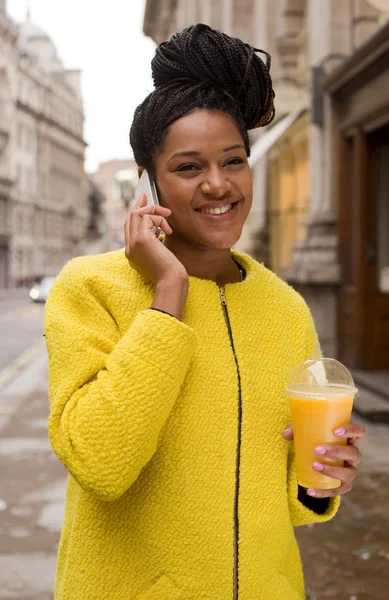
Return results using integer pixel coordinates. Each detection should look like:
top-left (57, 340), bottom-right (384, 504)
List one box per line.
top-left (161, 109), bottom-right (244, 155)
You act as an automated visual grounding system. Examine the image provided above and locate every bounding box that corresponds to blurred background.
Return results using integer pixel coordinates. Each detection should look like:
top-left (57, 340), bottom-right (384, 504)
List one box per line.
top-left (0, 1), bottom-right (389, 599)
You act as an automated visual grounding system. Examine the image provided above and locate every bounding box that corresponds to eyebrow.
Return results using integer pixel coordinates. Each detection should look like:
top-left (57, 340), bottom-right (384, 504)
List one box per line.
top-left (169, 144), bottom-right (245, 161)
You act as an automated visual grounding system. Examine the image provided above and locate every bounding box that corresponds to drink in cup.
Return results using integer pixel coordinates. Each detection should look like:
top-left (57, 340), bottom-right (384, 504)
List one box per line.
top-left (286, 358), bottom-right (358, 489)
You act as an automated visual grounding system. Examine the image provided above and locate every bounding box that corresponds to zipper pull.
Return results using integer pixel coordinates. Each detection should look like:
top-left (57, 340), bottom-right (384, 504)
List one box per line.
top-left (219, 286), bottom-right (227, 306)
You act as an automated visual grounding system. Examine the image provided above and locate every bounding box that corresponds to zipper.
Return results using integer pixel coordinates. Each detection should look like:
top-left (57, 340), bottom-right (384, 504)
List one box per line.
top-left (219, 286), bottom-right (242, 600)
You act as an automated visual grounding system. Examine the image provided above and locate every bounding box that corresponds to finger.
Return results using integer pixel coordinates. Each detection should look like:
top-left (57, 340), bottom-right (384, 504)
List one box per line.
top-left (312, 460), bottom-right (357, 483)
top-left (314, 444), bottom-right (362, 467)
top-left (133, 192), bottom-right (147, 209)
top-left (333, 424), bottom-right (366, 444)
top-left (129, 207), bottom-right (140, 240)
top-left (124, 218), bottom-right (130, 253)
top-left (137, 204), bottom-right (172, 217)
top-left (130, 204), bottom-right (172, 240)
top-left (139, 213), bottom-right (172, 236)
top-left (282, 425), bottom-right (294, 441)
top-left (306, 481), bottom-right (352, 499)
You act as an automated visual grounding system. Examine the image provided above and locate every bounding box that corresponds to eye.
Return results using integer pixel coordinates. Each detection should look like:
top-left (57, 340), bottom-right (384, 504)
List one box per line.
top-left (224, 157), bottom-right (245, 167)
top-left (176, 163), bottom-right (201, 172)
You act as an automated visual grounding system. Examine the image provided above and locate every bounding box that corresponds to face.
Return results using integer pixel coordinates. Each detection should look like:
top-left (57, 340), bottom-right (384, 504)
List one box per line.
top-left (153, 109), bottom-right (253, 250)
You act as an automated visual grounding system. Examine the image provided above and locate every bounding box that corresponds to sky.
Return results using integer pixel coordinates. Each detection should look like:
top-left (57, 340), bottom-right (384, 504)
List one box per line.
top-left (7, 0), bottom-right (156, 172)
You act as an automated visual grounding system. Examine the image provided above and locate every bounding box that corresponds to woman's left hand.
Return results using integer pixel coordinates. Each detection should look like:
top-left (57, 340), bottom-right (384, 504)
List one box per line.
top-left (282, 424), bottom-right (366, 498)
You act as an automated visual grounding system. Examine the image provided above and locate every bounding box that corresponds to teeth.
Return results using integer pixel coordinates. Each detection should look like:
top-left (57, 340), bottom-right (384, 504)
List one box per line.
top-left (199, 203), bottom-right (233, 215)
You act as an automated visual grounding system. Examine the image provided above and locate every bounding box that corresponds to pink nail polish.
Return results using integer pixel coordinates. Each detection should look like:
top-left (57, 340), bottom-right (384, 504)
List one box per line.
top-left (315, 446), bottom-right (326, 455)
top-left (307, 489), bottom-right (317, 497)
top-left (335, 428), bottom-right (345, 436)
top-left (313, 461), bottom-right (324, 472)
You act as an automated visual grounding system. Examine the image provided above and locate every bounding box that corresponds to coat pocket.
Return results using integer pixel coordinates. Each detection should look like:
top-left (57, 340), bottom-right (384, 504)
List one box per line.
top-left (134, 574), bottom-right (183, 600)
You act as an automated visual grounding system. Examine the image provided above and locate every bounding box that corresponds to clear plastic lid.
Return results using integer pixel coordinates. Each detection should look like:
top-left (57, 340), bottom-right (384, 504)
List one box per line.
top-left (286, 358), bottom-right (358, 399)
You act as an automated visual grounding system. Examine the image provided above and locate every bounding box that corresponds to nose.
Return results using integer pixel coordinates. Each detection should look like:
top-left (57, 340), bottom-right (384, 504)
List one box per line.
top-left (200, 166), bottom-right (232, 197)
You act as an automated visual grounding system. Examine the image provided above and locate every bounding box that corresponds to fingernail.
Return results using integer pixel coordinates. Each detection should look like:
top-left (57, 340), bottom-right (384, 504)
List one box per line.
top-left (335, 428), bottom-right (345, 436)
top-left (313, 461), bottom-right (324, 472)
top-left (315, 446), bottom-right (326, 455)
top-left (307, 489), bottom-right (317, 497)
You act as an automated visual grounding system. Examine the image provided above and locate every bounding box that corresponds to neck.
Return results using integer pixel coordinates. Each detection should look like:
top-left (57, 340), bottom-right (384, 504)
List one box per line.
top-left (163, 234), bottom-right (241, 287)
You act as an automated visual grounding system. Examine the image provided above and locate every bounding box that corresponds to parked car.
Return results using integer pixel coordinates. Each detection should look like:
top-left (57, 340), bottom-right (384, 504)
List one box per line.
top-left (29, 277), bottom-right (56, 303)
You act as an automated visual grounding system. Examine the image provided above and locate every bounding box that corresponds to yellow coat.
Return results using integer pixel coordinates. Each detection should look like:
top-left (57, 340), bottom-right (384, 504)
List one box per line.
top-left (45, 249), bottom-right (339, 600)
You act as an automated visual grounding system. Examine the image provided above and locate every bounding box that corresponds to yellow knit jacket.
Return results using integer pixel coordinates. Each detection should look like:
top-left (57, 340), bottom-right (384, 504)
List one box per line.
top-left (45, 249), bottom-right (339, 600)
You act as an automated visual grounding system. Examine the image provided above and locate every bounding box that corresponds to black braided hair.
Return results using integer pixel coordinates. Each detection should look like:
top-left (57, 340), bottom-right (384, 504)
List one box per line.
top-left (130, 24), bottom-right (275, 171)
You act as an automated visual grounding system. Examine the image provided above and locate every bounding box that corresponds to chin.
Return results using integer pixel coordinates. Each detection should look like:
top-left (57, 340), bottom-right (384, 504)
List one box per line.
top-left (199, 229), bottom-right (243, 250)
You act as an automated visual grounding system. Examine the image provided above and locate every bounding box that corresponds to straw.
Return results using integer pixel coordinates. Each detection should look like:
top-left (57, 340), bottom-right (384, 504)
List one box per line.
top-left (309, 342), bottom-right (328, 385)
top-left (312, 342), bottom-right (321, 361)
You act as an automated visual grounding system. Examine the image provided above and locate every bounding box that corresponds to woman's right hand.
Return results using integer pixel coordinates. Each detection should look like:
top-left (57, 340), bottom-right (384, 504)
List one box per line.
top-left (124, 193), bottom-right (187, 286)
top-left (124, 193), bottom-right (189, 319)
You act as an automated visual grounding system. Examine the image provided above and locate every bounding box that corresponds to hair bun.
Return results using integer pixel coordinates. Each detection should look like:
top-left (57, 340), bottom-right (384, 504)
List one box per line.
top-left (151, 24), bottom-right (275, 130)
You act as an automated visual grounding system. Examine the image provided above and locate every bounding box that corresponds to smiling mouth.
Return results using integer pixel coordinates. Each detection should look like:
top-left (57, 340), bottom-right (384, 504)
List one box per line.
top-left (195, 201), bottom-right (239, 216)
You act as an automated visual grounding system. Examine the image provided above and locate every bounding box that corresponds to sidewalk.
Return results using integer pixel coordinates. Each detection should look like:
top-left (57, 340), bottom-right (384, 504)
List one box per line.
top-left (0, 288), bottom-right (30, 301)
top-left (298, 413), bottom-right (389, 599)
top-left (0, 350), bottom-right (388, 599)
top-left (0, 350), bottom-right (66, 600)
top-left (352, 369), bottom-right (389, 424)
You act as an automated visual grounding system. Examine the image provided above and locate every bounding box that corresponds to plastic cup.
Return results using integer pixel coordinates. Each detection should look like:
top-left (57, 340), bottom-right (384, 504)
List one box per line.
top-left (286, 358), bottom-right (358, 489)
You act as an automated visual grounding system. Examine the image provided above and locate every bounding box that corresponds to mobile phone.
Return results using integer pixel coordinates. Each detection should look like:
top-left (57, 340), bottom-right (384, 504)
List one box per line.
top-left (135, 170), bottom-right (161, 236)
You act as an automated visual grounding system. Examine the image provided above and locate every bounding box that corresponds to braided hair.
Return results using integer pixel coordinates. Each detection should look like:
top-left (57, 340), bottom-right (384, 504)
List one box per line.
top-left (130, 24), bottom-right (275, 171)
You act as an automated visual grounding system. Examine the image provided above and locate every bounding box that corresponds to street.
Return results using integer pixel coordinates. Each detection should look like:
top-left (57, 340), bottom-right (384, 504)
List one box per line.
top-left (0, 351), bottom-right (66, 599)
top-left (0, 302), bottom-right (388, 599)
top-left (298, 415), bottom-right (389, 599)
top-left (0, 297), bottom-right (45, 373)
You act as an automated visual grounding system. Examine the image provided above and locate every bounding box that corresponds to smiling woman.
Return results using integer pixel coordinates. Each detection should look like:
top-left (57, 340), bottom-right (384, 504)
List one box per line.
top-left (42, 23), bottom-right (363, 600)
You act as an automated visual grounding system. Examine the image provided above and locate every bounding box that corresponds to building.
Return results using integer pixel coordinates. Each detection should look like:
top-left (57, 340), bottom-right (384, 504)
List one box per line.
top-left (322, 7), bottom-right (389, 370)
top-left (0, 6), bottom-right (18, 290)
top-left (143, 0), bottom-right (389, 370)
top-left (0, 2), bottom-right (88, 291)
top-left (91, 159), bottom-right (139, 249)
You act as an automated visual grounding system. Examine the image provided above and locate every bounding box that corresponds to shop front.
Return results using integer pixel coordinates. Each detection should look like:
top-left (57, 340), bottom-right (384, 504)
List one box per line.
top-left (325, 22), bottom-right (389, 370)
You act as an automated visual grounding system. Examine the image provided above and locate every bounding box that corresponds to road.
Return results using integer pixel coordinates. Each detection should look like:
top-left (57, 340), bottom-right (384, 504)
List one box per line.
top-left (0, 297), bottom-right (45, 373)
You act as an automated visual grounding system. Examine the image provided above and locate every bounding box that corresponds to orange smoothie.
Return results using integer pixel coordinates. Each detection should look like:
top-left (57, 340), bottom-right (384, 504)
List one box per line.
top-left (288, 385), bottom-right (355, 489)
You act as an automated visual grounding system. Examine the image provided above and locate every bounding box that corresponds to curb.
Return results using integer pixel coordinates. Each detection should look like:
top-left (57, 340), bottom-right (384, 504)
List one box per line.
top-left (0, 340), bottom-right (47, 390)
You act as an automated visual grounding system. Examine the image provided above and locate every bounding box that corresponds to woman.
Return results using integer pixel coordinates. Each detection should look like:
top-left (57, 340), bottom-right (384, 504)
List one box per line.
top-left (45, 24), bottom-right (365, 600)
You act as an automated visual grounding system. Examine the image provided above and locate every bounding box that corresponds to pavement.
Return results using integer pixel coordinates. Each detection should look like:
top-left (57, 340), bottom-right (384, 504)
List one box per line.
top-left (0, 345), bottom-right (388, 599)
top-left (0, 349), bottom-right (67, 600)
top-left (0, 298), bottom-right (45, 373)
top-left (352, 370), bottom-right (389, 424)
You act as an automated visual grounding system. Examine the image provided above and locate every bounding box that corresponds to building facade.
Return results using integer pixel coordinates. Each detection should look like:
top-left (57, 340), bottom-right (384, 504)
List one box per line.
top-left (323, 12), bottom-right (389, 370)
top-left (91, 159), bottom-right (139, 250)
top-left (0, 7), bottom-right (17, 290)
top-left (143, 0), bottom-right (389, 369)
top-left (0, 2), bottom-right (88, 291)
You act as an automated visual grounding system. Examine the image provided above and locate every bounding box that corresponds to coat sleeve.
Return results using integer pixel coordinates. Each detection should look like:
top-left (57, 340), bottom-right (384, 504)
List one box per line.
top-left (287, 302), bottom-right (340, 526)
top-left (45, 261), bottom-right (198, 502)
